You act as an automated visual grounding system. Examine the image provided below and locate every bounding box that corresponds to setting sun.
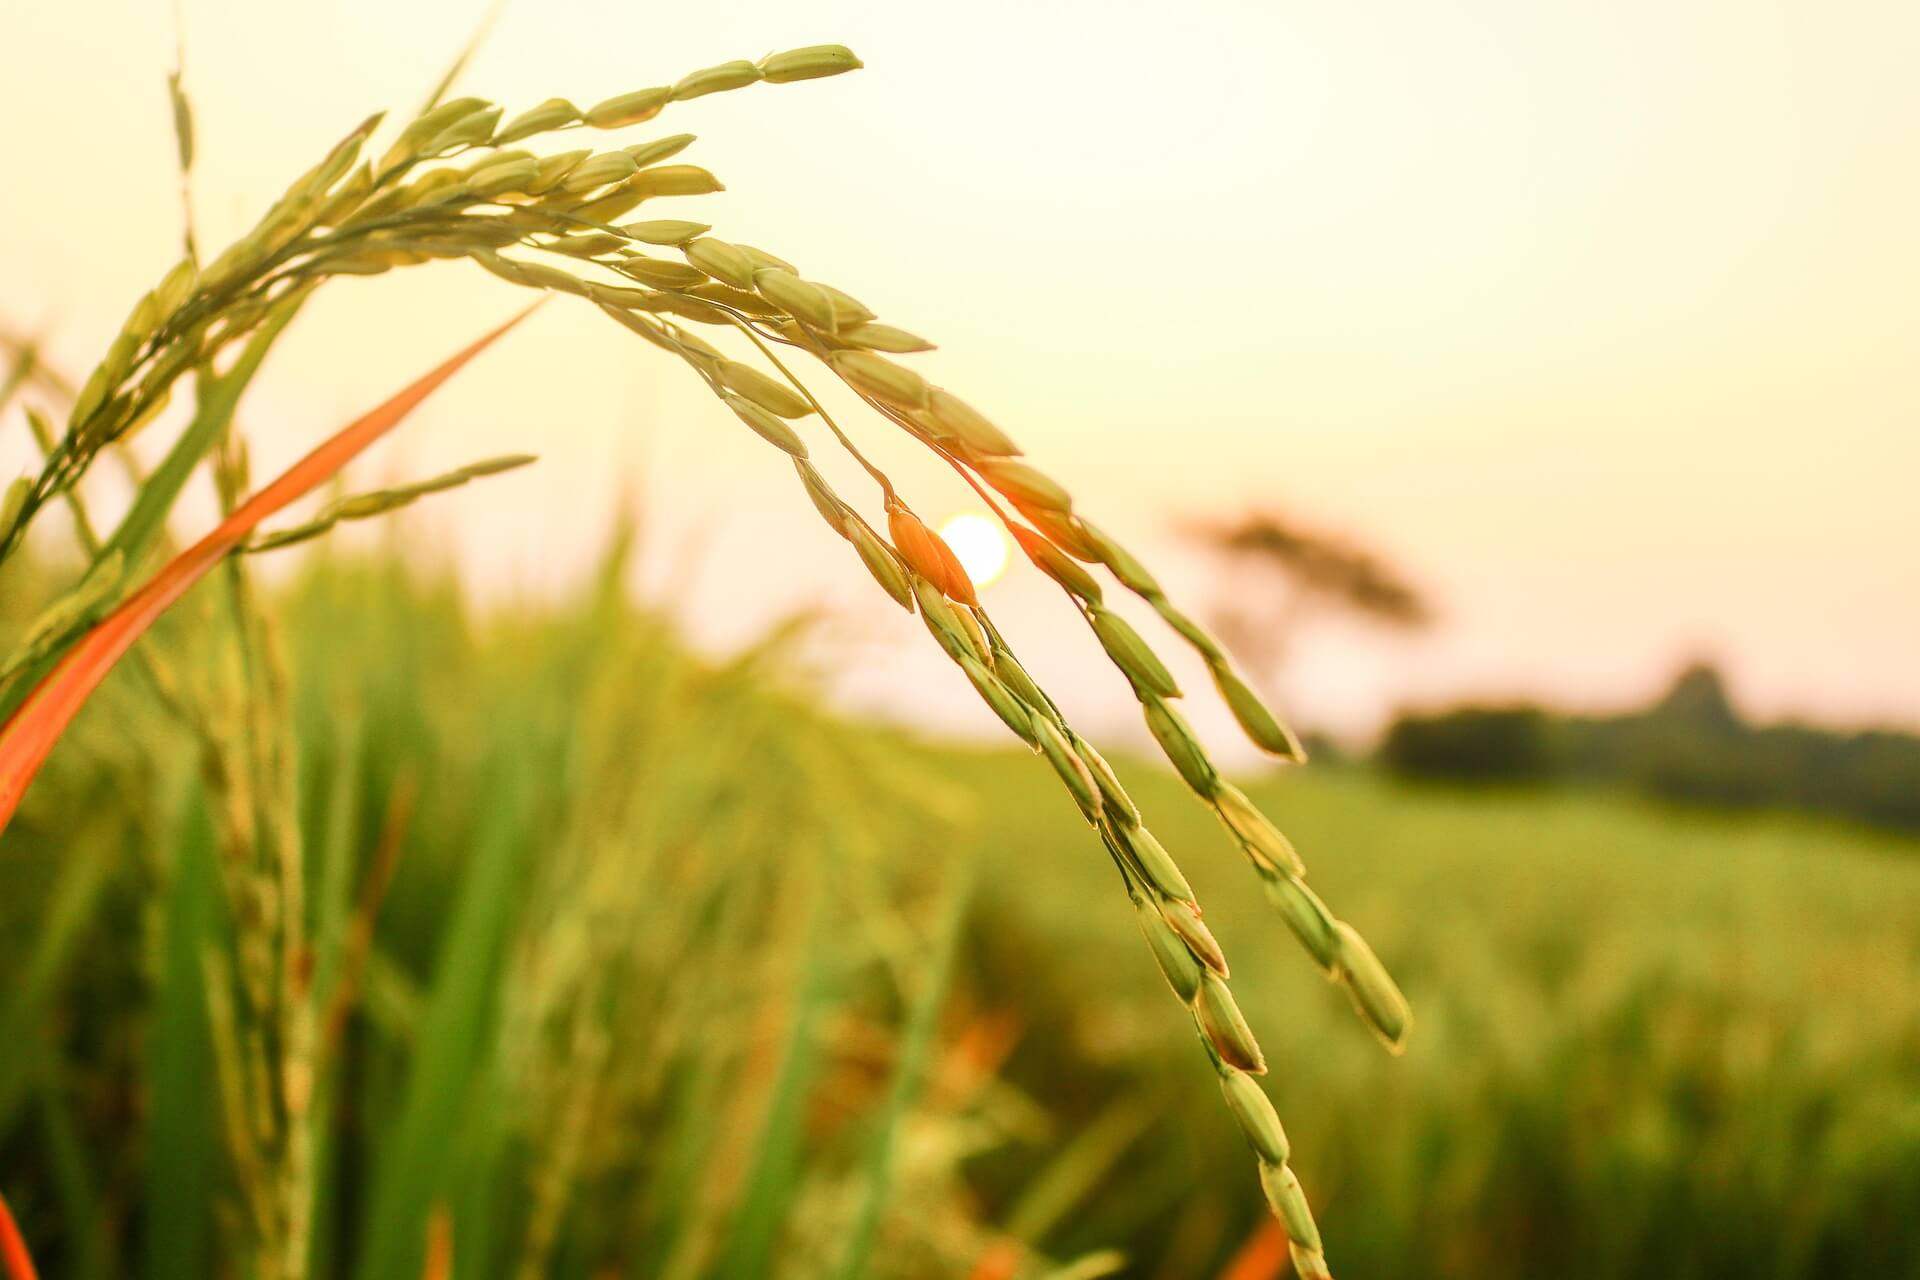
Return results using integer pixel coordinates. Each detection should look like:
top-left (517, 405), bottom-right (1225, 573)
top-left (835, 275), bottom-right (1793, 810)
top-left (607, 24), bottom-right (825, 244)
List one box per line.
top-left (937, 512), bottom-right (1010, 590)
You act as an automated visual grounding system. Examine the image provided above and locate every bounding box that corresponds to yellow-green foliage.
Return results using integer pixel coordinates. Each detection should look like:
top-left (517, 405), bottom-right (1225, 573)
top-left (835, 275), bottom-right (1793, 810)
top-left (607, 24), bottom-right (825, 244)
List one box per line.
top-left (0, 542), bottom-right (1914, 1278)
top-left (951, 750), bottom-right (1920, 1278)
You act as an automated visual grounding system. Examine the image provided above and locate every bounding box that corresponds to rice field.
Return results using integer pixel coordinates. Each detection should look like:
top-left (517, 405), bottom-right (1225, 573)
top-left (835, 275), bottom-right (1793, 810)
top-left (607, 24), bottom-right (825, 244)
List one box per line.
top-left (1, 25), bottom-right (1915, 1279)
top-left (2, 547), bottom-right (1913, 1278)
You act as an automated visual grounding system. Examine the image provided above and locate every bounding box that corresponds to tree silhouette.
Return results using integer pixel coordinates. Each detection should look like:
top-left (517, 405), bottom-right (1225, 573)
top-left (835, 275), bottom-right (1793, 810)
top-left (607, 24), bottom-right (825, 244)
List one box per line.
top-left (1187, 509), bottom-right (1432, 687)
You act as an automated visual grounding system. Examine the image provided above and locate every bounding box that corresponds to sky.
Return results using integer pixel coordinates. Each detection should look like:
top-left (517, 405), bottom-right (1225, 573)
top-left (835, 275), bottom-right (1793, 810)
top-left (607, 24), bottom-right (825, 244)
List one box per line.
top-left (1, 0), bottom-right (1916, 747)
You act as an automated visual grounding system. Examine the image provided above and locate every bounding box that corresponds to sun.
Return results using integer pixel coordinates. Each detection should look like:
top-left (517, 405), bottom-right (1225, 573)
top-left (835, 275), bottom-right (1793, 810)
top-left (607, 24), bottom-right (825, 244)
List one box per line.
top-left (937, 512), bottom-right (1010, 590)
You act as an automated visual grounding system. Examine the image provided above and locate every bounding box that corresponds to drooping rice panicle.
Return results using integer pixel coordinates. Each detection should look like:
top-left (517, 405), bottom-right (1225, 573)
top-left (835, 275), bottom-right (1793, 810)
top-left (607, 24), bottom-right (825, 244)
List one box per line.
top-left (0, 43), bottom-right (1402, 1274)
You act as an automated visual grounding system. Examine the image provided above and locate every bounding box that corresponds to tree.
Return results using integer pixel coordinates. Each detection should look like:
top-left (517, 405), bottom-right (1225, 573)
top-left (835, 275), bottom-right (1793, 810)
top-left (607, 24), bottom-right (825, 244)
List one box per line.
top-left (1187, 509), bottom-right (1433, 686)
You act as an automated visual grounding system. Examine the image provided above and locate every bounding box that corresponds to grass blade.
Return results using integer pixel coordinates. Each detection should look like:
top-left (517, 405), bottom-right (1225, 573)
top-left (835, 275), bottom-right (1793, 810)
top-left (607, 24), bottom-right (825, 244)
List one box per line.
top-left (354, 767), bottom-right (529, 1280)
top-left (833, 866), bottom-right (972, 1280)
top-left (715, 871), bottom-right (839, 1276)
top-left (141, 793), bottom-right (220, 1280)
top-left (36, 1072), bottom-right (109, 1280)
top-left (0, 818), bottom-right (116, 1143)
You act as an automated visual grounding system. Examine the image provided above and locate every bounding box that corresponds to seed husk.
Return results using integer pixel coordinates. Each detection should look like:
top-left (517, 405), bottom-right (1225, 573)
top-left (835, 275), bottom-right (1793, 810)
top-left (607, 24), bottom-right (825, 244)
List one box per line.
top-left (925, 387), bottom-right (1020, 456)
top-left (978, 457), bottom-right (1071, 512)
top-left (887, 506), bottom-right (976, 605)
top-left (1213, 782), bottom-right (1305, 880)
top-left (992, 648), bottom-right (1048, 712)
top-left (623, 133), bottom-right (698, 168)
top-left (574, 189), bottom-right (650, 225)
top-left (426, 105), bottom-right (502, 153)
top-left (467, 158), bottom-right (541, 198)
top-left (1219, 1070), bottom-right (1290, 1166)
top-left (959, 655), bottom-right (1038, 744)
top-left (1069, 732), bottom-right (1138, 826)
top-left (813, 283), bottom-right (875, 326)
top-left (1013, 502), bottom-right (1101, 562)
top-left (723, 393), bottom-right (808, 457)
top-left (380, 98), bottom-right (484, 170)
top-left (1161, 898), bottom-right (1227, 975)
top-left (1258, 1163), bottom-right (1324, 1256)
top-left (315, 162), bottom-right (373, 224)
top-left (544, 231), bottom-right (625, 258)
top-left (1009, 525), bottom-right (1102, 601)
top-left (928, 533), bottom-right (978, 607)
top-left (847, 521), bottom-right (914, 610)
top-left (528, 149), bottom-right (591, 194)
top-left (155, 258), bottom-right (198, 315)
top-left (1030, 711), bottom-right (1099, 815)
top-left (1212, 662), bottom-right (1307, 761)
top-left (684, 238), bottom-right (759, 289)
top-left (1083, 519), bottom-right (1162, 595)
top-left (793, 458), bottom-right (847, 533)
top-left (1144, 696), bottom-right (1215, 795)
top-left (840, 322), bottom-right (934, 353)
top-left (400, 96), bottom-right (490, 144)
top-left (831, 350), bottom-right (929, 411)
top-left (670, 329), bottom-right (727, 363)
top-left (754, 269), bottom-right (838, 331)
top-left (561, 151), bottom-right (639, 193)
top-left (1194, 974), bottom-right (1264, 1073)
top-left (1114, 823), bottom-right (1194, 904)
top-left (1135, 898), bottom-right (1203, 1002)
top-left (462, 147), bottom-right (534, 178)
top-left (719, 361), bottom-right (812, 418)
top-left (1265, 877), bottom-right (1340, 974)
top-left (1152, 597), bottom-right (1226, 662)
top-left (736, 244), bottom-right (796, 274)
top-left (673, 60), bottom-right (763, 101)
top-left (955, 606), bottom-right (991, 670)
top-left (509, 259), bottom-right (590, 296)
top-left (684, 282), bottom-right (784, 317)
top-left (651, 293), bottom-right (732, 326)
top-left (760, 44), bottom-right (864, 83)
top-left (1089, 605), bottom-right (1180, 698)
top-left (618, 256), bottom-right (711, 289)
top-left (597, 299), bottom-right (671, 350)
top-left (620, 218), bottom-right (712, 245)
top-left (625, 164), bottom-right (724, 198)
top-left (495, 97), bottom-right (579, 143)
top-left (1291, 1243), bottom-right (1334, 1280)
top-left (912, 578), bottom-right (987, 664)
top-left (120, 291), bottom-right (160, 345)
top-left (584, 87), bottom-right (672, 128)
top-left (1336, 922), bottom-right (1412, 1052)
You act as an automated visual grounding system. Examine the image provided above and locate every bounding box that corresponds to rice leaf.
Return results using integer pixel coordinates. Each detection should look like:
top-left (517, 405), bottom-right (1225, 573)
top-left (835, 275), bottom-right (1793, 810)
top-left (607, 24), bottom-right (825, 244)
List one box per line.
top-left (353, 767), bottom-right (528, 1280)
top-left (141, 794), bottom-right (220, 1280)
top-left (715, 868), bottom-right (839, 1276)
top-left (832, 864), bottom-right (972, 1280)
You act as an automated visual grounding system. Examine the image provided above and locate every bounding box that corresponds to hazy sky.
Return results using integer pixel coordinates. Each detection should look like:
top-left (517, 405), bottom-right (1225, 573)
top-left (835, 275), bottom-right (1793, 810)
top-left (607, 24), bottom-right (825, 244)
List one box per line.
top-left (2, 0), bottom-right (1916, 744)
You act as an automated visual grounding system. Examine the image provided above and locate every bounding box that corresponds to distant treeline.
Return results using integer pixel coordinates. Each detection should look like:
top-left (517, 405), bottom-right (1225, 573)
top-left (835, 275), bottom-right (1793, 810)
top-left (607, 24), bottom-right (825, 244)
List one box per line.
top-left (1377, 664), bottom-right (1920, 833)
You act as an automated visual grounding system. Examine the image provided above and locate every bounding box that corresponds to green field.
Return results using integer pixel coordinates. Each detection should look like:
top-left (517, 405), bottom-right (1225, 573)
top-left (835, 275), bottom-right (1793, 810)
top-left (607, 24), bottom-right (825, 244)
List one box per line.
top-left (2, 550), bottom-right (1916, 1278)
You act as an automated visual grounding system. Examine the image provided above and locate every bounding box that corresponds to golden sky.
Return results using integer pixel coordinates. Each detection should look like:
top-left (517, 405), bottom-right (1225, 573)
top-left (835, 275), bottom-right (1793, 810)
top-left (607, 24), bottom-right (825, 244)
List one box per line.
top-left (2, 0), bottom-right (1916, 741)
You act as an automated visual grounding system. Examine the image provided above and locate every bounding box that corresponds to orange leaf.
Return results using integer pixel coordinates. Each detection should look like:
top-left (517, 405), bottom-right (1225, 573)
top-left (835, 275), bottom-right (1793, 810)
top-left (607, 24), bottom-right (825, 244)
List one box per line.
top-left (1218, 1218), bottom-right (1291, 1280)
top-left (0, 1189), bottom-right (37, 1280)
top-left (0, 306), bottom-right (535, 835)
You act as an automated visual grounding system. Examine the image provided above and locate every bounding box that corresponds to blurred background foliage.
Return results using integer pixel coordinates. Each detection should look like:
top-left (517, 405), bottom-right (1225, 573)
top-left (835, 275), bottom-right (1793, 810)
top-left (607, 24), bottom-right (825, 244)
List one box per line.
top-left (2, 533), bottom-right (1915, 1279)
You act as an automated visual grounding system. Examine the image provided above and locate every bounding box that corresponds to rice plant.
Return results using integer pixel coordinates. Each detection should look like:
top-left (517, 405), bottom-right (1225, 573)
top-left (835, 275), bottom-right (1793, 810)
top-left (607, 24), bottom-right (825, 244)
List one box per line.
top-left (0, 39), bottom-right (1414, 1278)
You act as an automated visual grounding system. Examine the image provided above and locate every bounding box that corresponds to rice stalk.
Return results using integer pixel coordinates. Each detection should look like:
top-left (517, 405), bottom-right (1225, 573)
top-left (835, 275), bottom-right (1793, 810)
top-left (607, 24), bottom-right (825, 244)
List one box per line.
top-left (0, 41), bottom-right (1406, 1274)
